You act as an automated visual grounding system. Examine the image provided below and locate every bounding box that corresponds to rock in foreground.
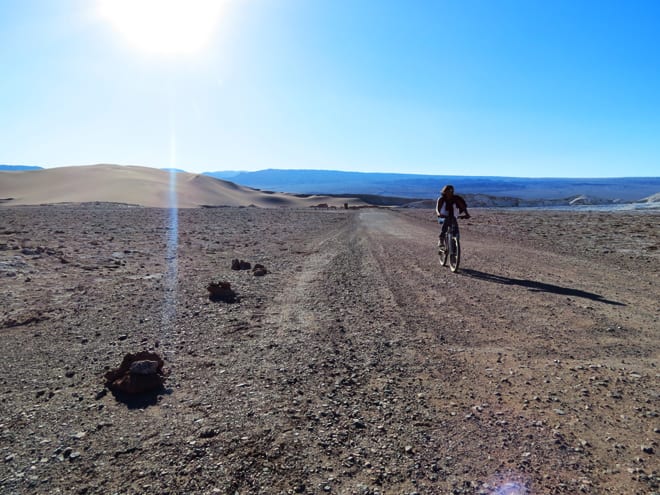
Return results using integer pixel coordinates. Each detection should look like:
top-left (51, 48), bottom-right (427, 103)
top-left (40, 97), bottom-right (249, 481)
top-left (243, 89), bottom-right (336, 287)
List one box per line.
top-left (104, 351), bottom-right (166, 395)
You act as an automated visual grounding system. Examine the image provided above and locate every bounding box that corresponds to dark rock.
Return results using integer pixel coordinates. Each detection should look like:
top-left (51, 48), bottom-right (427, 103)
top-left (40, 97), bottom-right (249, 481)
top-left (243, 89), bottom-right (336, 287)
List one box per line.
top-left (252, 264), bottom-right (267, 276)
top-left (207, 281), bottom-right (237, 302)
top-left (231, 259), bottom-right (251, 270)
top-left (104, 351), bottom-right (166, 395)
top-left (199, 428), bottom-right (218, 439)
top-left (129, 360), bottom-right (160, 375)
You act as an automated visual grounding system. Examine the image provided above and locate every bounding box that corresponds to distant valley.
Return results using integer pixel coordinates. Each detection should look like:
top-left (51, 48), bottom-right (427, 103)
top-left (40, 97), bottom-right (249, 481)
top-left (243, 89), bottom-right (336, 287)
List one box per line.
top-left (205, 169), bottom-right (660, 206)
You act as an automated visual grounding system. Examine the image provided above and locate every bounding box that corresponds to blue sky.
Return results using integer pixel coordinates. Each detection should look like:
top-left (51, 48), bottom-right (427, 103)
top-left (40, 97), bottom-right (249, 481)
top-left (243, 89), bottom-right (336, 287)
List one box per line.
top-left (1, 0), bottom-right (658, 177)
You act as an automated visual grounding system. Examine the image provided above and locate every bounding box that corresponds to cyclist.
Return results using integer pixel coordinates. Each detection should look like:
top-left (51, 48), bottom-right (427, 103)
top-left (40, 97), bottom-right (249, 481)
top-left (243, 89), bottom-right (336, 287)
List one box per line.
top-left (436, 185), bottom-right (470, 248)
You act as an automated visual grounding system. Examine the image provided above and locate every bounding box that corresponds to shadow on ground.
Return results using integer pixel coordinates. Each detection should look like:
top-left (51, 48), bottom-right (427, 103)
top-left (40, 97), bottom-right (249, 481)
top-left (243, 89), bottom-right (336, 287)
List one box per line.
top-left (109, 388), bottom-right (173, 409)
top-left (460, 269), bottom-right (625, 306)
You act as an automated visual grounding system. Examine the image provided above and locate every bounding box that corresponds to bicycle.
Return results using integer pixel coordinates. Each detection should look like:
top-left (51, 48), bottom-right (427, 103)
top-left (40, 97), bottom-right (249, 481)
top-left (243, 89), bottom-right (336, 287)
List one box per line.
top-left (437, 215), bottom-right (469, 272)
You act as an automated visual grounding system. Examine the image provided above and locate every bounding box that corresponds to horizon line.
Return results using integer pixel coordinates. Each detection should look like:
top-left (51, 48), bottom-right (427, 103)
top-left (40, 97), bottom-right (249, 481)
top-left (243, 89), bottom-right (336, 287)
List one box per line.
top-left (1, 163), bottom-right (659, 181)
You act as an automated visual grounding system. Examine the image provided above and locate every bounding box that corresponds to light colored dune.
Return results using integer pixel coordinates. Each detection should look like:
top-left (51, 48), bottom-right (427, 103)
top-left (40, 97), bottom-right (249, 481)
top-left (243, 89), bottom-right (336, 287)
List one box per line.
top-left (642, 192), bottom-right (660, 203)
top-left (0, 164), bottom-right (365, 208)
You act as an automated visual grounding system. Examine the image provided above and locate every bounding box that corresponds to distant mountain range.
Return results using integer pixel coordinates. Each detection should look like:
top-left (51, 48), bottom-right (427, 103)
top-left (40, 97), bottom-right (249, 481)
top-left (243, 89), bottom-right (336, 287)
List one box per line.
top-left (3, 165), bottom-right (658, 205)
top-left (204, 169), bottom-right (660, 204)
top-left (0, 164), bottom-right (43, 171)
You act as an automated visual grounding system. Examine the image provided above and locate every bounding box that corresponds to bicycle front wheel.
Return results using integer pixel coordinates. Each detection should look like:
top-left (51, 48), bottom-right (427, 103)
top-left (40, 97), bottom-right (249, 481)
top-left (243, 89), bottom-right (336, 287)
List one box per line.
top-left (438, 240), bottom-right (448, 266)
top-left (448, 236), bottom-right (460, 272)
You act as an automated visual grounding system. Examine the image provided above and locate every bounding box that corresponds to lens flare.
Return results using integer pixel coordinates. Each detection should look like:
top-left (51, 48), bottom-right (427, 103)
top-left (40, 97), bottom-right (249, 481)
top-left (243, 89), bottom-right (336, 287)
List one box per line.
top-left (163, 169), bottom-right (179, 328)
top-left (493, 481), bottom-right (528, 495)
top-left (98, 0), bottom-right (225, 56)
top-left (162, 114), bottom-right (179, 344)
top-left (487, 471), bottom-right (529, 495)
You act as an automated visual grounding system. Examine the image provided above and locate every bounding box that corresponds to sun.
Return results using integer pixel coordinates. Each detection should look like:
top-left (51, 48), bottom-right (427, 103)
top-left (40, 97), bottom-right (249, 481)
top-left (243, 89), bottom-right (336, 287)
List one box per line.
top-left (98, 0), bottom-right (225, 56)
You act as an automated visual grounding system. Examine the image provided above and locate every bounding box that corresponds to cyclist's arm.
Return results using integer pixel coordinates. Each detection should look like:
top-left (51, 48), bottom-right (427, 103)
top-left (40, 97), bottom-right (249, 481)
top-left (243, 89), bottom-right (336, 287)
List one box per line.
top-left (456, 196), bottom-right (470, 218)
top-left (435, 197), bottom-right (445, 217)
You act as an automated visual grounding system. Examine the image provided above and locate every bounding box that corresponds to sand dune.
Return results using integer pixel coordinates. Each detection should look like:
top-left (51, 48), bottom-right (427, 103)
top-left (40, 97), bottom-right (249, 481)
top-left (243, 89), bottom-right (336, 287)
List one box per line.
top-left (0, 164), bottom-right (365, 208)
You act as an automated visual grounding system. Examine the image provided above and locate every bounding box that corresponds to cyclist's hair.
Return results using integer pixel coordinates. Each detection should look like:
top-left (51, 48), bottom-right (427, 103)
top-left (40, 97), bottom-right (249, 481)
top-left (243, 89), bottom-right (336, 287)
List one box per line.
top-left (441, 185), bottom-right (454, 195)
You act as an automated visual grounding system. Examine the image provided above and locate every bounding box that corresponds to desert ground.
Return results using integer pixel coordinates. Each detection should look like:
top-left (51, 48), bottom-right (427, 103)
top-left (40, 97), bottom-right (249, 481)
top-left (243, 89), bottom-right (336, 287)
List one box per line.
top-left (0, 204), bottom-right (658, 494)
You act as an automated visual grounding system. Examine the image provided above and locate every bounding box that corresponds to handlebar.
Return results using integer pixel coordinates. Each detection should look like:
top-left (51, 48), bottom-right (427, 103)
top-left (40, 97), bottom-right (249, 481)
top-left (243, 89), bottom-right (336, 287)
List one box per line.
top-left (438, 214), bottom-right (471, 220)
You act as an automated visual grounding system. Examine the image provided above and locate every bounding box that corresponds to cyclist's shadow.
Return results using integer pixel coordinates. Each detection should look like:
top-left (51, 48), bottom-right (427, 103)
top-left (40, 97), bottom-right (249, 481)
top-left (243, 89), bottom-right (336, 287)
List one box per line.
top-left (460, 269), bottom-right (625, 306)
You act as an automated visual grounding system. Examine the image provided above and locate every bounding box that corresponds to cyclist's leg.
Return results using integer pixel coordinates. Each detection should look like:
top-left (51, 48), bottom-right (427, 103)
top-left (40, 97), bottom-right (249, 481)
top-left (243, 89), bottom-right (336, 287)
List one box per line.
top-left (438, 218), bottom-right (447, 247)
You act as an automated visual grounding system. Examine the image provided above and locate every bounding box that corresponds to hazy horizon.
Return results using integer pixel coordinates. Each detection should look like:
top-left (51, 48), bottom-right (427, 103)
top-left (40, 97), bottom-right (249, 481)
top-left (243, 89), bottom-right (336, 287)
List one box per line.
top-left (2, 1), bottom-right (659, 178)
top-left (3, 163), bottom-right (659, 181)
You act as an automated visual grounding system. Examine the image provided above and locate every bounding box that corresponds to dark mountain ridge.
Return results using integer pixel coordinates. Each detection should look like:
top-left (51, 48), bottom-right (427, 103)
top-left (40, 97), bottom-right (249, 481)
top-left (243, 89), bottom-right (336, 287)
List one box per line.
top-left (204, 169), bottom-right (660, 203)
top-left (0, 164), bottom-right (43, 171)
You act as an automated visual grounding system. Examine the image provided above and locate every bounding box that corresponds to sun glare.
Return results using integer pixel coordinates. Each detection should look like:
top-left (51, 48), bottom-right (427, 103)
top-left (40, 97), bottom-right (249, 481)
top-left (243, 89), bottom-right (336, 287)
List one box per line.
top-left (98, 0), bottom-right (225, 55)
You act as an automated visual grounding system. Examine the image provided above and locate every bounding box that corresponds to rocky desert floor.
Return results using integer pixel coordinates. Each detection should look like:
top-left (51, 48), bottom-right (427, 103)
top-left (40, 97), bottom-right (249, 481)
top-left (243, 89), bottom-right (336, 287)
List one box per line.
top-left (0, 205), bottom-right (658, 495)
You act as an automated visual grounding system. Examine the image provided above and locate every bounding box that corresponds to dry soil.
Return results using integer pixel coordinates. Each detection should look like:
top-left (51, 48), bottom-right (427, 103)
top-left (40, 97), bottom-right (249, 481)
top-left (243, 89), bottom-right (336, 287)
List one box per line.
top-left (0, 205), bottom-right (658, 495)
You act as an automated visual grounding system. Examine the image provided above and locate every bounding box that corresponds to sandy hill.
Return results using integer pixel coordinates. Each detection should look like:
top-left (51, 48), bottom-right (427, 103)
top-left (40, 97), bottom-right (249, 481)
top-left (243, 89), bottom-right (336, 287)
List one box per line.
top-left (0, 164), bottom-right (365, 208)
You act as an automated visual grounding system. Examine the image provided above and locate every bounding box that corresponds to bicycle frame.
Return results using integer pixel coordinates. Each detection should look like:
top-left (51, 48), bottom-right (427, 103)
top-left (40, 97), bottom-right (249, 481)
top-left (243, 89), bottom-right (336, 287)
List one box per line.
top-left (447, 216), bottom-right (460, 242)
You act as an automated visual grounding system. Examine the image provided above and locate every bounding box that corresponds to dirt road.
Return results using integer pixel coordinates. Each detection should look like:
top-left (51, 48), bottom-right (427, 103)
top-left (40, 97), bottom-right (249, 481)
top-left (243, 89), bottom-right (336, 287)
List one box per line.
top-left (0, 205), bottom-right (657, 494)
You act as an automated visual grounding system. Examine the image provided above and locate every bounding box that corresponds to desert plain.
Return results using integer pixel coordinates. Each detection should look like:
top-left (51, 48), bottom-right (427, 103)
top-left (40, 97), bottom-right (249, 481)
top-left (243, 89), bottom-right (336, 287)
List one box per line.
top-left (0, 201), bottom-right (658, 494)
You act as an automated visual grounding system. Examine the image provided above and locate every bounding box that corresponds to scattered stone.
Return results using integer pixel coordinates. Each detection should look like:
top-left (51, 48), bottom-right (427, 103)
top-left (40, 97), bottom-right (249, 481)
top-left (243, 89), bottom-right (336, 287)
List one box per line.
top-left (199, 428), bottom-right (218, 439)
top-left (207, 281), bottom-right (237, 303)
top-left (641, 445), bottom-right (655, 454)
top-left (104, 351), bottom-right (166, 395)
top-left (231, 259), bottom-right (251, 270)
top-left (252, 264), bottom-right (267, 276)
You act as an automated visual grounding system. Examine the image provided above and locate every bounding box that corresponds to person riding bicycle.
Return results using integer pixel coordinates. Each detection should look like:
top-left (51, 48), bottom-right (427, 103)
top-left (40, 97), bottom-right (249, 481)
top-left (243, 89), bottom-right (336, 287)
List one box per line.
top-left (436, 185), bottom-right (470, 247)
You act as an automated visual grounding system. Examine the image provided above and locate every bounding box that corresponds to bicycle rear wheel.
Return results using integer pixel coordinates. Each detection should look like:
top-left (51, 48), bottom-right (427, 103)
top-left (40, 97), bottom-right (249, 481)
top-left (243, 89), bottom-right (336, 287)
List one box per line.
top-left (448, 236), bottom-right (460, 272)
